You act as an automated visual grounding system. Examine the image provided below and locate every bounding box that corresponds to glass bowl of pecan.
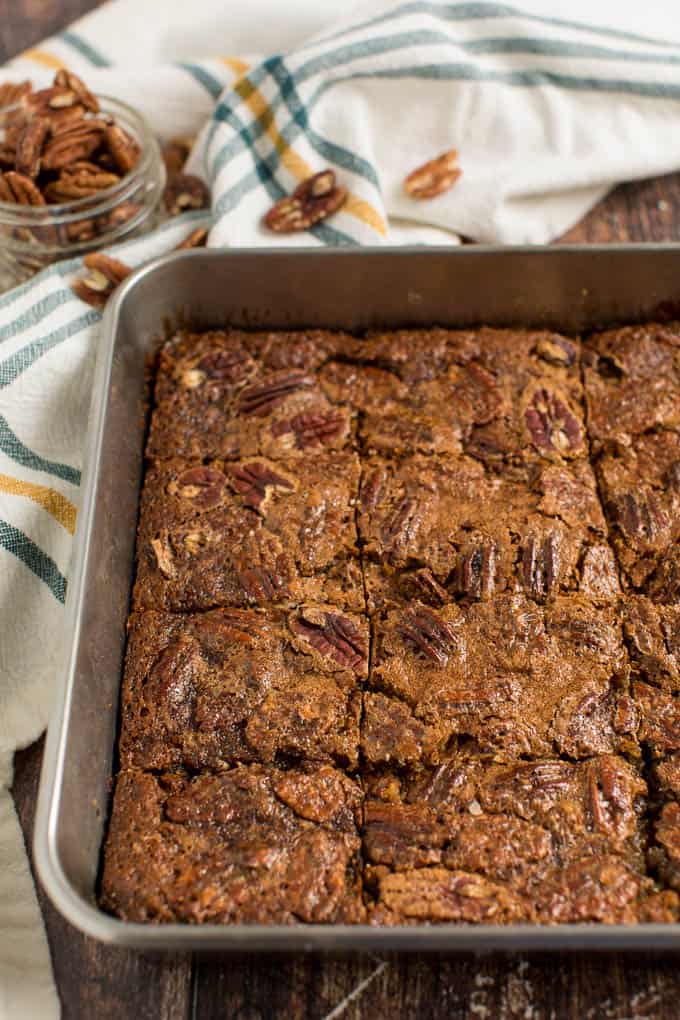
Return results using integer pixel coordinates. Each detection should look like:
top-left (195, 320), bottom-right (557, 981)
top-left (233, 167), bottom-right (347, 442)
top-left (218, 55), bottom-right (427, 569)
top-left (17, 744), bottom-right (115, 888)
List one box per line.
top-left (0, 74), bottom-right (165, 283)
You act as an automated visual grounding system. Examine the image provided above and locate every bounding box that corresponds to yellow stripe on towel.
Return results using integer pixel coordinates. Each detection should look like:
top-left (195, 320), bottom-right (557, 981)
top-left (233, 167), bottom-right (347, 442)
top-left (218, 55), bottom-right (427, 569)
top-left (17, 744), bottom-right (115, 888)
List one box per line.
top-left (234, 79), bottom-right (387, 237)
top-left (0, 474), bottom-right (77, 534)
top-left (19, 48), bottom-right (65, 70)
top-left (219, 57), bottom-right (251, 81)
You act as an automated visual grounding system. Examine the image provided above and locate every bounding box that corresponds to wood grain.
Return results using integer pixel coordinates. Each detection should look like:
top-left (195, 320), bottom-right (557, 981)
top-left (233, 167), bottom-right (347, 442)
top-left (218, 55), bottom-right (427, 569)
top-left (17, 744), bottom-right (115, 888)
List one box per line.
top-left (0, 0), bottom-right (107, 62)
top-left (559, 172), bottom-right (680, 244)
top-left (7, 2), bottom-right (680, 1019)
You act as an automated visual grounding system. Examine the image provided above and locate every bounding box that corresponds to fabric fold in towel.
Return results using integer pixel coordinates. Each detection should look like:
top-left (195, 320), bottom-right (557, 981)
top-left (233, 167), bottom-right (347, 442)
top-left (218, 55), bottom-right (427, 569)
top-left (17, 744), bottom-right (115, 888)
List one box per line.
top-left (0, 756), bottom-right (58, 1020)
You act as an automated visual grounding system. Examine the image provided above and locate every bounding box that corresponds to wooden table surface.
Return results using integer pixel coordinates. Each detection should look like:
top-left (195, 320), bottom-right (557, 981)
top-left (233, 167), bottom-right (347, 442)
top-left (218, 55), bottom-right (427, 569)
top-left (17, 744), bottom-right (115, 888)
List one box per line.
top-left (6, 1), bottom-right (680, 1017)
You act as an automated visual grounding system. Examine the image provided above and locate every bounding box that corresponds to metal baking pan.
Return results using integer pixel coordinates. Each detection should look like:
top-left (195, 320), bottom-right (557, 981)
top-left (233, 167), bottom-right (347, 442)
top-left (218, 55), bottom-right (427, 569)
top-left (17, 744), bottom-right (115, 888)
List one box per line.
top-left (34, 246), bottom-right (680, 951)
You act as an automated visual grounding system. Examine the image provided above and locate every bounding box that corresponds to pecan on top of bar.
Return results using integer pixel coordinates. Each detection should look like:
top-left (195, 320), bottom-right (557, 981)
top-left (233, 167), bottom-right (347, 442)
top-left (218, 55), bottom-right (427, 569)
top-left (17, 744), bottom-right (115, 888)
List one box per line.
top-left (100, 765), bottom-right (364, 924)
top-left (584, 325), bottom-right (680, 600)
top-left (119, 609), bottom-right (367, 772)
top-left (358, 452), bottom-right (612, 611)
top-left (327, 326), bottom-right (585, 466)
top-left (147, 328), bottom-right (358, 462)
top-left (363, 753), bottom-right (661, 925)
top-left (133, 452), bottom-right (363, 613)
top-left (362, 595), bottom-right (633, 766)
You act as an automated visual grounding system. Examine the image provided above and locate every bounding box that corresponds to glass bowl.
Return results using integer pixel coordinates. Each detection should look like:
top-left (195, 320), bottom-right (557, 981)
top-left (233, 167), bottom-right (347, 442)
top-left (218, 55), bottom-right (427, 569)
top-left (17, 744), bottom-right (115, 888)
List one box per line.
top-left (0, 96), bottom-right (165, 283)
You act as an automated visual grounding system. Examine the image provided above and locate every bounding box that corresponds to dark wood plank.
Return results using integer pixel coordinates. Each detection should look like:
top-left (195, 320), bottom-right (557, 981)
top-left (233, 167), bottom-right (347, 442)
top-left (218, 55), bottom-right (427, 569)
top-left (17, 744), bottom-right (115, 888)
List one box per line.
top-left (12, 740), bottom-right (193, 1020)
top-left (0, 0), bottom-right (107, 61)
top-left (193, 951), bottom-right (680, 1020)
top-left (348, 954), bottom-right (680, 1020)
top-left (559, 171), bottom-right (680, 244)
top-left (193, 955), bottom-right (388, 1020)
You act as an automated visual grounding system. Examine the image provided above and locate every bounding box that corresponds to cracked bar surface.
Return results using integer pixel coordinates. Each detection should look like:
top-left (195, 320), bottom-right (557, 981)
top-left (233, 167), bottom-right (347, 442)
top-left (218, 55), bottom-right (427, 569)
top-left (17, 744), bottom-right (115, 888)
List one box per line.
top-left (583, 323), bottom-right (680, 601)
top-left (583, 324), bottom-right (680, 900)
top-left (105, 328), bottom-right (370, 925)
top-left (362, 753), bottom-right (677, 924)
top-left (101, 325), bottom-right (680, 926)
top-left (362, 595), bottom-right (636, 767)
top-left (358, 454), bottom-right (616, 613)
top-left (147, 329), bottom-right (360, 462)
top-left (321, 327), bottom-right (584, 464)
top-left (100, 765), bottom-right (364, 924)
top-left (119, 608), bottom-right (367, 771)
top-left (133, 453), bottom-right (363, 612)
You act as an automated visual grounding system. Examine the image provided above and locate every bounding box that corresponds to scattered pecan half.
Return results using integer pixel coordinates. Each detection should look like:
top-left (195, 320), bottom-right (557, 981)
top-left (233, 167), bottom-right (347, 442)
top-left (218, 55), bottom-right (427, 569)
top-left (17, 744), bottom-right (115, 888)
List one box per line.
top-left (228, 460), bottom-right (295, 510)
top-left (70, 274), bottom-right (113, 308)
top-left (404, 149), bottom-right (461, 199)
top-left (396, 605), bottom-right (457, 666)
top-left (238, 370), bottom-right (314, 416)
top-left (175, 226), bottom-right (209, 250)
top-left (263, 169), bottom-right (347, 233)
top-left (70, 252), bottom-right (132, 308)
top-left (162, 137), bottom-right (192, 178)
top-left (290, 607), bottom-right (367, 673)
top-left (524, 387), bottom-right (584, 458)
top-left (164, 173), bottom-right (210, 215)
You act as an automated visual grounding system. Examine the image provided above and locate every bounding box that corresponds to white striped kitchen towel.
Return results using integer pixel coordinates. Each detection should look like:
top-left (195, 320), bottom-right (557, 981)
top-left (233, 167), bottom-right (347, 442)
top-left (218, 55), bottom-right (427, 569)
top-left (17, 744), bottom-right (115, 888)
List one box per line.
top-left (4, 1), bottom-right (680, 1016)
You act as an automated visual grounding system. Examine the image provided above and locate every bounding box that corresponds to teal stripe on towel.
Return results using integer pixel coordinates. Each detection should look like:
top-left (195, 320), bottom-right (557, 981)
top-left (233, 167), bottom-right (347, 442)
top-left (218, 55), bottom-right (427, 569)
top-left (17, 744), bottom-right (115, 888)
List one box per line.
top-left (0, 309), bottom-right (98, 389)
top-left (0, 415), bottom-right (81, 486)
top-left (307, 1), bottom-right (680, 54)
top-left (0, 518), bottom-right (66, 603)
top-left (59, 30), bottom-right (110, 67)
top-left (179, 63), bottom-right (226, 99)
